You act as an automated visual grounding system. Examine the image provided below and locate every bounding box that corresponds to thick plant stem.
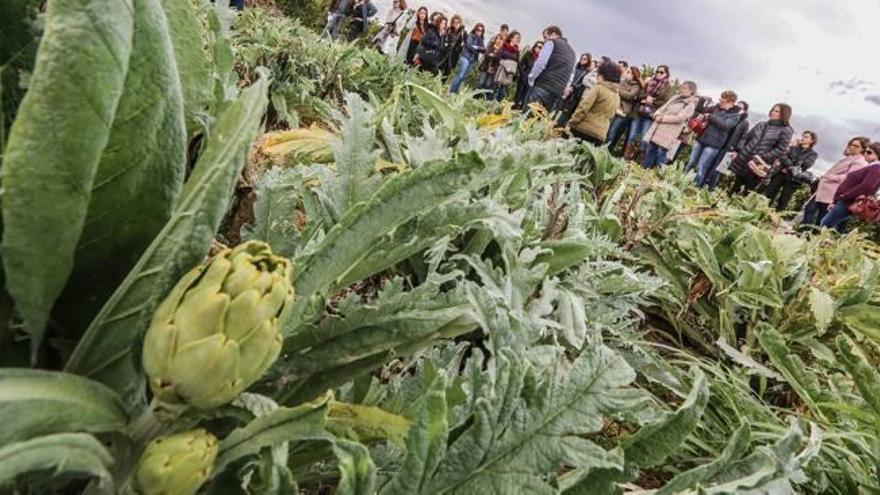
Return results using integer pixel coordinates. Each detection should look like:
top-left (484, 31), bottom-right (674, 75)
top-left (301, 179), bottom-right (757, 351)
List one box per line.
top-left (112, 399), bottom-right (169, 491)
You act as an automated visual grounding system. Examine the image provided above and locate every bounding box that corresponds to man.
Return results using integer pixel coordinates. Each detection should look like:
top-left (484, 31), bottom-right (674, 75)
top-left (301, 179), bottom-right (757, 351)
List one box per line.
top-left (526, 25), bottom-right (576, 112)
top-left (324, 0), bottom-right (355, 40)
top-left (346, 0), bottom-right (378, 42)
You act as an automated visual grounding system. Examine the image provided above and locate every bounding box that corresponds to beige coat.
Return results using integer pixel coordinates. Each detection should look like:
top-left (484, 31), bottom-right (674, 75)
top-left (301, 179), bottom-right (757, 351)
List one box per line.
top-left (645, 95), bottom-right (698, 149)
top-left (569, 81), bottom-right (621, 141)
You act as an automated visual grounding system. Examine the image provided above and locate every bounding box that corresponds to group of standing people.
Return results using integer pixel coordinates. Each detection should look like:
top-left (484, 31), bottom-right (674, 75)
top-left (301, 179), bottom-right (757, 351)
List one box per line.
top-left (322, 3), bottom-right (880, 234)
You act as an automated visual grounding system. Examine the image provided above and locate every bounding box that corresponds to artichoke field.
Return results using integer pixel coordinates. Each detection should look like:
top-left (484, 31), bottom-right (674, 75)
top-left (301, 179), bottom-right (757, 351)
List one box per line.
top-left (0, 2), bottom-right (879, 494)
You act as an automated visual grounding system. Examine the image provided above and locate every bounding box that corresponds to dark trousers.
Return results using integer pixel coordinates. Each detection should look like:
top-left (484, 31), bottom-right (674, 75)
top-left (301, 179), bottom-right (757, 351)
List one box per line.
top-left (764, 173), bottom-right (800, 211)
top-left (557, 86), bottom-right (586, 126)
top-left (513, 78), bottom-right (530, 108)
top-left (729, 171), bottom-right (761, 195)
top-left (801, 199), bottom-right (829, 226)
top-left (570, 129), bottom-right (604, 147)
top-left (524, 86), bottom-right (559, 113)
top-left (820, 201), bottom-right (853, 232)
top-left (405, 39), bottom-right (419, 65)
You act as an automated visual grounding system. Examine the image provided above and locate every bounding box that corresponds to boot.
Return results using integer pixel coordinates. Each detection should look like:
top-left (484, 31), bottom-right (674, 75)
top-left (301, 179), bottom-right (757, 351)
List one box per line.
top-left (623, 142), bottom-right (640, 162)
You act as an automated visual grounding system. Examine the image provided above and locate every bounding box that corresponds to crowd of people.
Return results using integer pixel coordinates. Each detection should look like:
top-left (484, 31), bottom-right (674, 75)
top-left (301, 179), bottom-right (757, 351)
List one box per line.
top-left (323, 0), bottom-right (880, 233)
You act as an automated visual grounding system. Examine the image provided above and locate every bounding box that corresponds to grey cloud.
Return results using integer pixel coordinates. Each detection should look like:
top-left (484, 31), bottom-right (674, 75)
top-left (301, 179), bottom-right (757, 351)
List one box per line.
top-left (830, 78), bottom-right (874, 95)
top-left (792, 114), bottom-right (880, 169)
top-left (865, 95), bottom-right (880, 106)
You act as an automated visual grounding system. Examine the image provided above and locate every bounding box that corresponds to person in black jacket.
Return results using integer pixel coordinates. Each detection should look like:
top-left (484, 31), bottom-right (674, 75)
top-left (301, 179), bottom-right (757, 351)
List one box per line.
top-left (440, 15), bottom-right (466, 79)
top-left (763, 131), bottom-right (819, 210)
top-left (513, 41), bottom-right (543, 108)
top-left (729, 103), bottom-right (794, 194)
top-left (415, 15), bottom-right (446, 74)
top-left (557, 53), bottom-right (593, 126)
top-left (691, 91), bottom-right (740, 187)
top-left (346, 0), bottom-right (378, 42)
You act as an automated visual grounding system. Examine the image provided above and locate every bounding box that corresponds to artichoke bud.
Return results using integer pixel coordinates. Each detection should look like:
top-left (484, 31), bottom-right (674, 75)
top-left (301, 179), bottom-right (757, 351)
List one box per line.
top-left (143, 241), bottom-right (293, 410)
top-left (134, 429), bottom-right (218, 495)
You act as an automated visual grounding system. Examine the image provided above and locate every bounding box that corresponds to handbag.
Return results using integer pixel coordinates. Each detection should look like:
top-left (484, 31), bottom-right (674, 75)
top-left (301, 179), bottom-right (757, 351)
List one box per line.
top-left (688, 114), bottom-right (709, 135)
top-left (748, 155), bottom-right (771, 179)
top-left (848, 195), bottom-right (880, 222)
top-left (494, 59), bottom-right (517, 86)
top-left (716, 152), bottom-right (735, 175)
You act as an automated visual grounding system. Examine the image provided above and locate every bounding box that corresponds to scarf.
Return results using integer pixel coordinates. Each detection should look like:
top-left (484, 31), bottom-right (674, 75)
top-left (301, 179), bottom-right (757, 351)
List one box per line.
top-left (645, 76), bottom-right (668, 98)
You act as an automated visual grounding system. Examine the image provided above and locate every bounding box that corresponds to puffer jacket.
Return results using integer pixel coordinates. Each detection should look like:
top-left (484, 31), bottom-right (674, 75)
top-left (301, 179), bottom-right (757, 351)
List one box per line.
top-left (645, 95), bottom-right (698, 149)
top-left (617, 78), bottom-right (643, 118)
top-left (730, 120), bottom-right (793, 178)
top-left (569, 80), bottom-right (621, 141)
top-left (697, 106), bottom-right (741, 149)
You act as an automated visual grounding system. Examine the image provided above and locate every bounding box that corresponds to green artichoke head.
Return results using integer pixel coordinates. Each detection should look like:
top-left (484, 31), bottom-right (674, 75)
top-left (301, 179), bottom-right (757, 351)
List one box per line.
top-left (134, 429), bottom-right (219, 495)
top-left (143, 241), bottom-right (293, 410)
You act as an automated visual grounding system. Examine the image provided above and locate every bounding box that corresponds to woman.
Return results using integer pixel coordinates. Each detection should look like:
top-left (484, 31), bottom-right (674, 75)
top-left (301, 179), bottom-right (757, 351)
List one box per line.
top-left (606, 66), bottom-right (644, 154)
top-left (557, 54), bottom-right (593, 126)
top-left (405, 7), bottom-right (429, 65)
top-left (689, 90), bottom-right (741, 186)
top-left (493, 31), bottom-right (521, 101)
top-left (514, 41), bottom-right (543, 108)
top-left (820, 143), bottom-right (880, 232)
top-left (440, 15), bottom-right (466, 78)
top-left (626, 65), bottom-right (673, 160)
top-left (728, 103), bottom-right (794, 194)
top-left (763, 130), bottom-right (818, 210)
top-left (371, 0), bottom-right (407, 53)
top-left (449, 23), bottom-right (486, 93)
top-left (415, 15), bottom-right (446, 74)
top-left (641, 81), bottom-right (699, 168)
top-left (801, 136), bottom-right (871, 226)
top-left (568, 61), bottom-right (623, 146)
top-left (477, 36), bottom-right (504, 98)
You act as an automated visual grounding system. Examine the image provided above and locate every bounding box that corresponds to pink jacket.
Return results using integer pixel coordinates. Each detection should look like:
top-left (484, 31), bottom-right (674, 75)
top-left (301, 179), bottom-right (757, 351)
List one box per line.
top-left (815, 155), bottom-right (868, 204)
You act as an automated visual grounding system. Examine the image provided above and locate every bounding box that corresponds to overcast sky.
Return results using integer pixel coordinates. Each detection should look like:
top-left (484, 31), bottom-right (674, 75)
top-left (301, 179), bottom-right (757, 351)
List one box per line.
top-left (375, 0), bottom-right (880, 170)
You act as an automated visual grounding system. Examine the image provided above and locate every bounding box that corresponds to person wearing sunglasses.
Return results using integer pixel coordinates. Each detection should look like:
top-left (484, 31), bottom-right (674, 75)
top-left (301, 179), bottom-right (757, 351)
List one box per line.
top-left (801, 136), bottom-right (871, 227)
top-left (513, 41), bottom-right (544, 108)
top-left (450, 23), bottom-right (487, 93)
top-left (820, 142), bottom-right (880, 232)
top-left (625, 65), bottom-right (673, 161)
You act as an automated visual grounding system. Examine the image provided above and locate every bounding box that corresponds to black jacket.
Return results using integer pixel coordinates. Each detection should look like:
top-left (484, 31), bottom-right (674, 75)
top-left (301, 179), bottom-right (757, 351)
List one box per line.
top-left (417, 26), bottom-right (443, 69)
top-left (441, 29), bottom-right (465, 69)
top-left (724, 114), bottom-right (749, 152)
top-left (731, 120), bottom-right (793, 177)
top-left (697, 106), bottom-right (741, 149)
top-left (778, 145), bottom-right (818, 184)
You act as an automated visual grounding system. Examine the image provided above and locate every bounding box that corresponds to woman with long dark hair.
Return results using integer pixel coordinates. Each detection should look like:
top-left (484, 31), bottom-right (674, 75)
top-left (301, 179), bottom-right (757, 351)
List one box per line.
top-left (514, 41), bottom-right (543, 108)
top-left (476, 35), bottom-right (504, 98)
top-left (440, 15), bottom-right (466, 78)
top-left (763, 130), bottom-right (818, 210)
top-left (405, 7), bottom-right (429, 65)
top-left (728, 103), bottom-right (794, 194)
top-left (450, 23), bottom-right (486, 93)
top-left (626, 65), bottom-right (673, 160)
top-left (493, 31), bottom-right (521, 101)
top-left (415, 15), bottom-right (446, 74)
top-left (606, 65), bottom-right (643, 153)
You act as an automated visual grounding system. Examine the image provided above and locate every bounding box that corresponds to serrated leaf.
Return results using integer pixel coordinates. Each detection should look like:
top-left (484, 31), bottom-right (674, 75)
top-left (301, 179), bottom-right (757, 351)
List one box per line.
top-left (756, 324), bottom-right (828, 422)
top-left (656, 424), bottom-right (752, 494)
top-left (623, 368), bottom-right (709, 468)
top-left (405, 82), bottom-right (461, 134)
top-left (0, 369), bottom-right (127, 446)
top-left (216, 392), bottom-right (331, 474)
top-left (808, 287), bottom-right (834, 335)
top-left (66, 74), bottom-right (269, 393)
top-left (0, 433), bottom-right (113, 492)
top-left (835, 335), bottom-right (880, 423)
top-left (0, 0), bottom-right (134, 355)
top-left (380, 375), bottom-right (448, 495)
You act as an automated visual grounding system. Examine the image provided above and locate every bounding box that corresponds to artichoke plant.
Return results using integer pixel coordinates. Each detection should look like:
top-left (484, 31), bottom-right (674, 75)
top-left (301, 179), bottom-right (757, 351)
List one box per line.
top-left (134, 429), bottom-right (219, 495)
top-left (143, 241), bottom-right (293, 410)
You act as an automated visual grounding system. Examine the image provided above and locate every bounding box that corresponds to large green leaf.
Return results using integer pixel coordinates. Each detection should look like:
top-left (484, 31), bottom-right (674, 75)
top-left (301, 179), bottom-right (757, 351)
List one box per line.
top-left (656, 424), bottom-right (752, 495)
top-left (380, 375), bottom-right (448, 495)
top-left (53, 0), bottom-right (187, 336)
top-left (420, 347), bottom-right (644, 494)
top-left (835, 335), bottom-right (880, 423)
top-left (0, 369), bottom-right (127, 446)
top-left (159, 0), bottom-right (212, 134)
top-left (623, 368), bottom-right (709, 468)
top-left (0, 0), bottom-right (134, 355)
top-left (0, 433), bottom-right (114, 492)
top-left (288, 151), bottom-right (486, 331)
top-left (333, 439), bottom-right (378, 495)
top-left (65, 74), bottom-right (269, 392)
top-left (216, 392), bottom-right (331, 474)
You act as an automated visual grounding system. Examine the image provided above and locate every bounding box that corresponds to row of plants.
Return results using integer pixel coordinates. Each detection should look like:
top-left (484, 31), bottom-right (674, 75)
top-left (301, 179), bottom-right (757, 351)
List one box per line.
top-left (0, 2), bottom-right (878, 494)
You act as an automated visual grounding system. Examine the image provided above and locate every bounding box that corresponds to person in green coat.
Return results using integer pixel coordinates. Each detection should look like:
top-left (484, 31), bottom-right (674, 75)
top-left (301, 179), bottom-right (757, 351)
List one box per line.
top-left (568, 61), bottom-right (623, 147)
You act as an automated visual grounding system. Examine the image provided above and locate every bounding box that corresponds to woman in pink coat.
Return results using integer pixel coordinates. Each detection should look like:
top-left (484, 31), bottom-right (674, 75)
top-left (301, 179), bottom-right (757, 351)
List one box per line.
top-left (801, 136), bottom-right (871, 226)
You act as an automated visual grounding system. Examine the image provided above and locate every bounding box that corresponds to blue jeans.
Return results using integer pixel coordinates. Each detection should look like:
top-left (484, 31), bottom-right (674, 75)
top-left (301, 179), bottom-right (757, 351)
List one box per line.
top-left (234, 0), bottom-right (244, 9)
top-left (643, 142), bottom-right (669, 169)
top-left (820, 201), bottom-right (852, 232)
top-left (606, 116), bottom-right (633, 151)
top-left (633, 116), bottom-right (654, 145)
top-left (494, 84), bottom-right (509, 101)
top-left (690, 142), bottom-right (721, 186)
top-left (802, 199), bottom-right (829, 226)
top-left (450, 57), bottom-right (474, 94)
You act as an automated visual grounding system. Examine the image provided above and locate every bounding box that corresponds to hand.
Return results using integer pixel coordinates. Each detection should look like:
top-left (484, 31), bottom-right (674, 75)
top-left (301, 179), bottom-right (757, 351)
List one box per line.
top-left (645, 96), bottom-right (654, 104)
top-left (563, 86), bottom-right (572, 98)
